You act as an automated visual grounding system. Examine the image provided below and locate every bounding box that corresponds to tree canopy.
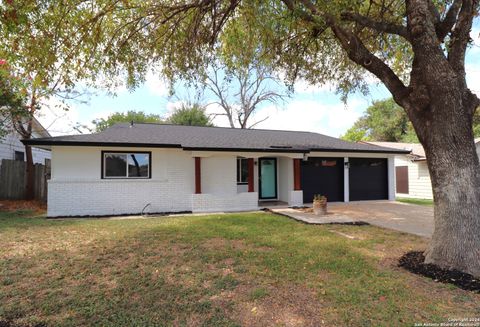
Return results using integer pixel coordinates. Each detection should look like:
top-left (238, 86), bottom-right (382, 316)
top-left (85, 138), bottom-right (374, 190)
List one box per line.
top-left (343, 98), bottom-right (480, 143)
top-left (341, 99), bottom-right (418, 142)
top-left (92, 111), bottom-right (163, 132)
top-left (0, 63), bottom-right (28, 138)
top-left (167, 103), bottom-right (213, 127)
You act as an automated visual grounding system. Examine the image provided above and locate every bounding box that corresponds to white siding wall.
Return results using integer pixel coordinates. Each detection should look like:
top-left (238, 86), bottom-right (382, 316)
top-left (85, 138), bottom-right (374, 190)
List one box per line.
top-left (394, 155), bottom-right (433, 199)
top-left (0, 133), bottom-right (51, 165)
top-left (277, 157), bottom-right (290, 203)
top-left (276, 156), bottom-right (303, 206)
top-left (48, 147), bottom-right (259, 217)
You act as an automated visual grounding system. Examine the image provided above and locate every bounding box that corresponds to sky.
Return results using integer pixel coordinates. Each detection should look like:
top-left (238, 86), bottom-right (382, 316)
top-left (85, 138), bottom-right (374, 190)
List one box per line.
top-left (36, 25), bottom-right (480, 138)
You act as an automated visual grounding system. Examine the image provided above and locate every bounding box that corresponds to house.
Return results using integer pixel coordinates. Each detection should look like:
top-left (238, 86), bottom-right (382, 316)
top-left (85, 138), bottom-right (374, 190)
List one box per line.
top-left (23, 123), bottom-right (408, 217)
top-left (1, 117), bottom-right (51, 166)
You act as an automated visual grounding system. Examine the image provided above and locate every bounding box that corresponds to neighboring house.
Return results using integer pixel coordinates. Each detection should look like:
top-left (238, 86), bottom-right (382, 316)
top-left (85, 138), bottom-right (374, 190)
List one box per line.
top-left (23, 123), bottom-right (407, 217)
top-left (363, 141), bottom-right (433, 200)
top-left (0, 117), bottom-right (51, 166)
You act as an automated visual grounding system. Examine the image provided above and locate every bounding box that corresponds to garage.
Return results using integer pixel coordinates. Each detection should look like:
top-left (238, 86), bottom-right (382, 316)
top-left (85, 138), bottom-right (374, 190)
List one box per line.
top-left (301, 157), bottom-right (344, 203)
top-left (349, 158), bottom-right (388, 201)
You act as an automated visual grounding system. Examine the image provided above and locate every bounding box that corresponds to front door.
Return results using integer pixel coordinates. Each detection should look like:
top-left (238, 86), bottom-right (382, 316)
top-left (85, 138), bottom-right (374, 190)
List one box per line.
top-left (259, 158), bottom-right (277, 199)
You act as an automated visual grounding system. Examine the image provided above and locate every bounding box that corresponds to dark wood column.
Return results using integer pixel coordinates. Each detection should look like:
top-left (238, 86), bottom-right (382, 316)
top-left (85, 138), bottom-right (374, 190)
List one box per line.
top-left (195, 157), bottom-right (201, 194)
top-left (293, 159), bottom-right (301, 191)
top-left (247, 158), bottom-right (254, 192)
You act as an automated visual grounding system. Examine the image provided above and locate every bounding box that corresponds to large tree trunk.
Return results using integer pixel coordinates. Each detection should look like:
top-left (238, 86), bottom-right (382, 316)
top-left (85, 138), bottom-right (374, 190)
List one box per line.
top-left (409, 90), bottom-right (480, 277)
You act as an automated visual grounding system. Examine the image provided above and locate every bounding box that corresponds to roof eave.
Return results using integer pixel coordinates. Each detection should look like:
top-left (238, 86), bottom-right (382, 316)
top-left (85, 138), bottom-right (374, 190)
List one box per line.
top-left (309, 147), bottom-right (409, 154)
top-left (22, 139), bottom-right (409, 154)
top-left (21, 139), bottom-right (183, 149)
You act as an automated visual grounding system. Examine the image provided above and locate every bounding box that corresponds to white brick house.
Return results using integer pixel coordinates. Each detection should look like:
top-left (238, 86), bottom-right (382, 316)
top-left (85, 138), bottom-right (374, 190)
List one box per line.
top-left (23, 123), bottom-right (407, 217)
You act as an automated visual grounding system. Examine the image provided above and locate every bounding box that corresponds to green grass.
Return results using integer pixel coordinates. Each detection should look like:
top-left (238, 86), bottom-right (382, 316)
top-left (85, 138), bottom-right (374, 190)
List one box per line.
top-left (397, 197), bottom-right (434, 206)
top-left (0, 209), bottom-right (477, 326)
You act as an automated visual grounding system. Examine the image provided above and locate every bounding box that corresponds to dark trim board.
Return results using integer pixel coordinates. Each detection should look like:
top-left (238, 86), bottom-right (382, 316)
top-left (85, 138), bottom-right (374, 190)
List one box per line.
top-left (23, 140), bottom-right (183, 148)
top-left (258, 158), bottom-right (278, 200)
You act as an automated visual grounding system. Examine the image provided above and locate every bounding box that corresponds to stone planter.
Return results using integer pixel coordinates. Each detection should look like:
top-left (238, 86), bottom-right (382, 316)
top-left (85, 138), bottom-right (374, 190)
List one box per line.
top-left (313, 197), bottom-right (327, 215)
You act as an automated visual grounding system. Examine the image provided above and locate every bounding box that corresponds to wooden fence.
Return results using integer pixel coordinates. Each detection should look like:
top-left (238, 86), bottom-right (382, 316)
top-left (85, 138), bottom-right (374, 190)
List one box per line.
top-left (0, 159), bottom-right (51, 201)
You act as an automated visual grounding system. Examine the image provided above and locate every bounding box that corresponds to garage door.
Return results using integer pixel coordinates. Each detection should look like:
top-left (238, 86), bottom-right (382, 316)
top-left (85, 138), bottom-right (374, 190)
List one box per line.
top-left (349, 158), bottom-right (388, 201)
top-left (301, 157), bottom-right (344, 203)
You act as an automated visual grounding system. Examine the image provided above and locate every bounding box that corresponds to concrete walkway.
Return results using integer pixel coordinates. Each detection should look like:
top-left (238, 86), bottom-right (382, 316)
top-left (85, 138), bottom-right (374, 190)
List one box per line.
top-left (269, 201), bottom-right (434, 237)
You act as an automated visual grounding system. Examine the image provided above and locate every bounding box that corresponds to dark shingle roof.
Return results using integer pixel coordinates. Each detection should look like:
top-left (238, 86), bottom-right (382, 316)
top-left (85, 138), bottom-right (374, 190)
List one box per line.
top-left (22, 123), bottom-right (408, 154)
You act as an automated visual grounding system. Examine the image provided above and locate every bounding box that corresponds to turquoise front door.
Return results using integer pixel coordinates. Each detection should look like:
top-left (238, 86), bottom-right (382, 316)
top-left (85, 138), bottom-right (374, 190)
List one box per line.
top-left (259, 158), bottom-right (277, 199)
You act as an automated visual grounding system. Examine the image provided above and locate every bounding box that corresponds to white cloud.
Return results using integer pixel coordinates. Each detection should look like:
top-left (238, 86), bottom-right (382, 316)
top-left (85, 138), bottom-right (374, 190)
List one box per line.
top-left (466, 63), bottom-right (480, 96)
top-left (35, 96), bottom-right (119, 136)
top-left (205, 102), bottom-right (233, 127)
top-left (206, 99), bottom-right (363, 137)
top-left (35, 97), bottom-right (84, 136)
top-left (294, 78), bottom-right (335, 94)
top-left (145, 71), bottom-right (170, 97)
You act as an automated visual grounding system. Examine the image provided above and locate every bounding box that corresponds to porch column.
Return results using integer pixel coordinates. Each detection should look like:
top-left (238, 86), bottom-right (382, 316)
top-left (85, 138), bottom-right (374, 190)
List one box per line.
top-left (247, 158), bottom-right (254, 192)
top-left (293, 159), bottom-right (301, 190)
top-left (344, 157), bottom-right (349, 202)
top-left (195, 157), bottom-right (201, 194)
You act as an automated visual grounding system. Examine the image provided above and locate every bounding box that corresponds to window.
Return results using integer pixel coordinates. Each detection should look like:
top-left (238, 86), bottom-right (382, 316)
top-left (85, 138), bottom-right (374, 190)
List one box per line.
top-left (14, 151), bottom-right (24, 161)
top-left (237, 158), bottom-right (249, 184)
top-left (102, 152), bottom-right (150, 179)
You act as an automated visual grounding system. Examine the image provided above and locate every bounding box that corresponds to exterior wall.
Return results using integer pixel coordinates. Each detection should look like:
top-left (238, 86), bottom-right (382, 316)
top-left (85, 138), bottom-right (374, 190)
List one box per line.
top-left (0, 133), bottom-right (51, 165)
top-left (387, 156), bottom-right (396, 201)
top-left (48, 147), bottom-right (195, 216)
top-left (394, 155), bottom-right (433, 200)
top-left (48, 146), bottom-right (400, 217)
top-left (48, 147), bottom-right (259, 217)
top-left (192, 192), bottom-right (258, 212)
top-left (193, 154), bottom-right (258, 212)
top-left (277, 157), bottom-right (291, 203)
top-left (276, 157), bottom-right (303, 206)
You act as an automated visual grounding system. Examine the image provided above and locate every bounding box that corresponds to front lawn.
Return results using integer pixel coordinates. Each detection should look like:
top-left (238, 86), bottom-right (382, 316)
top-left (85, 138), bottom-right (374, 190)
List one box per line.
top-left (0, 210), bottom-right (478, 326)
top-left (396, 197), bottom-right (434, 206)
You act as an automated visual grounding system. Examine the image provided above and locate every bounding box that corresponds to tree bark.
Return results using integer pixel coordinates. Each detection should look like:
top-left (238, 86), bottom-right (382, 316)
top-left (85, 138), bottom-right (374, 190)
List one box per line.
top-left (282, 0), bottom-right (480, 276)
top-left (408, 89), bottom-right (480, 277)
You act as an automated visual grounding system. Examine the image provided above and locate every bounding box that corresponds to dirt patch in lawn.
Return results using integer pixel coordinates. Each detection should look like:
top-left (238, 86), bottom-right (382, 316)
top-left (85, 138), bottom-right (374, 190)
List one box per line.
top-left (399, 251), bottom-right (480, 293)
top-left (231, 283), bottom-right (326, 327)
top-left (0, 200), bottom-right (46, 214)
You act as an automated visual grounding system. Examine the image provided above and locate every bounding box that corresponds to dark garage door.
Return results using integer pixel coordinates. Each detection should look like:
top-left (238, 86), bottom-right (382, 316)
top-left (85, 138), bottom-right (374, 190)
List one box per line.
top-left (301, 157), bottom-right (344, 203)
top-left (349, 158), bottom-right (388, 201)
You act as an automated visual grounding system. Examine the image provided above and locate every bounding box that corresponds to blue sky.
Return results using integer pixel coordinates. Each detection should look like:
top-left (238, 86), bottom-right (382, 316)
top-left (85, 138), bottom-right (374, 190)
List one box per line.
top-left (38, 24), bottom-right (480, 137)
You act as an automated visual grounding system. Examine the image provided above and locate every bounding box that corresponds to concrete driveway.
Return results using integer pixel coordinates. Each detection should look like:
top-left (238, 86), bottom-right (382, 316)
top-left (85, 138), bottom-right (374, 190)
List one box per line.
top-left (270, 201), bottom-right (434, 237)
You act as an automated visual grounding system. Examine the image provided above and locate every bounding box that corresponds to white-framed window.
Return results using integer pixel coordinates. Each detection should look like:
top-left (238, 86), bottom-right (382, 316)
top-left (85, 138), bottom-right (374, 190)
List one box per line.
top-left (237, 157), bottom-right (249, 184)
top-left (102, 151), bottom-right (151, 179)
